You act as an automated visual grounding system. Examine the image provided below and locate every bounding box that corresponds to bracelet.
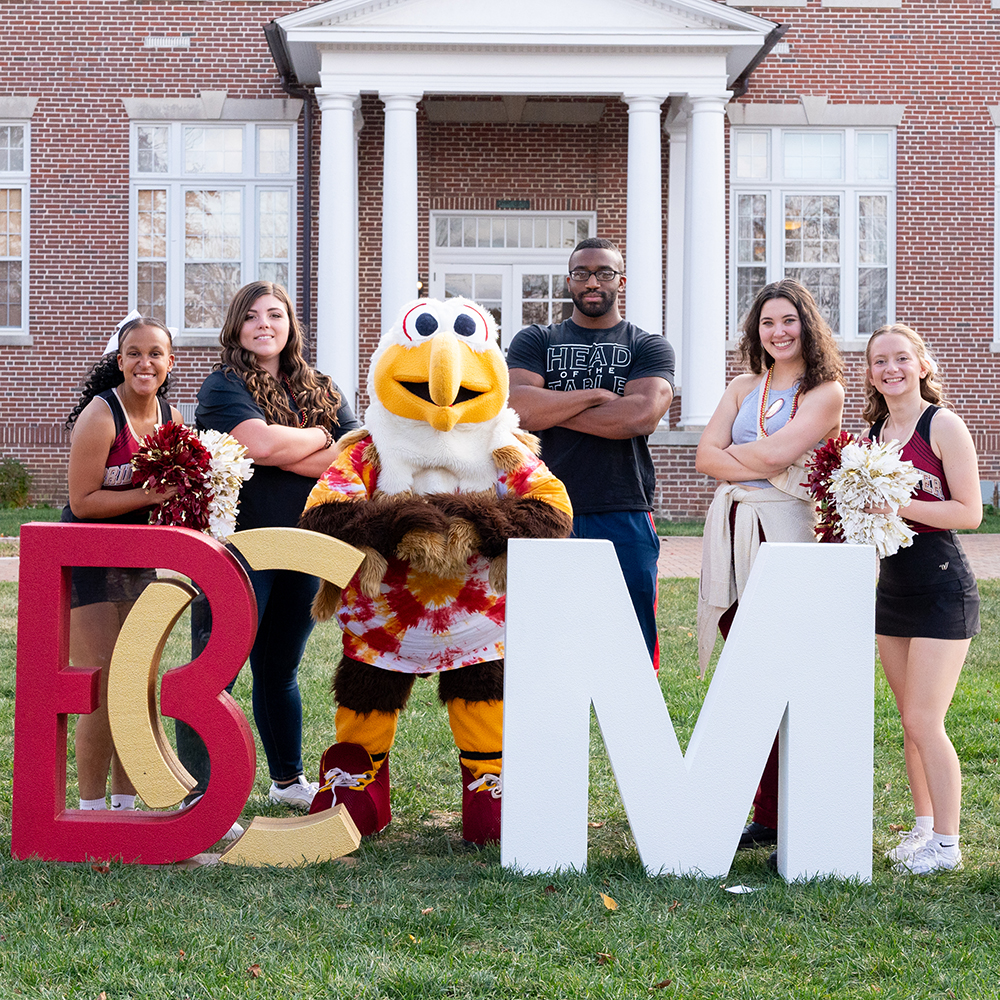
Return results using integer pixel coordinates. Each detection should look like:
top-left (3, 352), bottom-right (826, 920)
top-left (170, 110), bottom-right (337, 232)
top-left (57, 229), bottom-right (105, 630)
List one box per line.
top-left (320, 426), bottom-right (334, 450)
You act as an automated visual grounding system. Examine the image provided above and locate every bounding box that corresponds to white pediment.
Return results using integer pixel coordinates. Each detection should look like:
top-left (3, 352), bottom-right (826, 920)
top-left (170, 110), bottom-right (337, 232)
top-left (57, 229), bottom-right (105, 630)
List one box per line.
top-left (282, 0), bottom-right (767, 36)
top-left (277, 0), bottom-right (776, 92)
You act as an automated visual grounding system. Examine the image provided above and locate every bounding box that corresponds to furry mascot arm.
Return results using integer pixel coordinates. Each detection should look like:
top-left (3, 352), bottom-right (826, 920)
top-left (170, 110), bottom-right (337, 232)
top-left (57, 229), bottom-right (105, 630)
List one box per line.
top-left (418, 442), bottom-right (574, 589)
top-left (298, 494), bottom-right (450, 558)
top-left (300, 437), bottom-right (452, 617)
top-left (423, 492), bottom-right (572, 558)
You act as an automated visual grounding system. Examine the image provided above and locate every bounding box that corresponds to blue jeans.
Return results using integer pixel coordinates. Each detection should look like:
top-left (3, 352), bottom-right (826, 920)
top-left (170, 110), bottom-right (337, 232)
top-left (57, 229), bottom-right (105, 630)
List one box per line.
top-left (175, 564), bottom-right (319, 791)
top-left (572, 510), bottom-right (660, 671)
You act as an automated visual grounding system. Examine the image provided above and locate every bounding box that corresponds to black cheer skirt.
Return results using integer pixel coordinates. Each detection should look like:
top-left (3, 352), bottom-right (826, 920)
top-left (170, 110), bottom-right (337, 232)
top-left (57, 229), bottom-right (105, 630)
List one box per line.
top-left (876, 530), bottom-right (980, 640)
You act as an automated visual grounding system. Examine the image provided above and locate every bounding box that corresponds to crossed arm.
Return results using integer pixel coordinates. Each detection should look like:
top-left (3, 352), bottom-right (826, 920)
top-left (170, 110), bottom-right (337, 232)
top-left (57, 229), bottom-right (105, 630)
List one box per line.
top-left (229, 418), bottom-right (338, 477)
top-left (508, 368), bottom-right (673, 440)
top-left (695, 375), bottom-right (844, 484)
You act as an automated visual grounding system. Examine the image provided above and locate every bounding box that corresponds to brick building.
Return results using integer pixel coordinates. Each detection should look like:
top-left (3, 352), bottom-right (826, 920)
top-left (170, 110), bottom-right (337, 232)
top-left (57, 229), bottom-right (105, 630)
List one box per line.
top-left (2, 0), bottom-right (998, 517)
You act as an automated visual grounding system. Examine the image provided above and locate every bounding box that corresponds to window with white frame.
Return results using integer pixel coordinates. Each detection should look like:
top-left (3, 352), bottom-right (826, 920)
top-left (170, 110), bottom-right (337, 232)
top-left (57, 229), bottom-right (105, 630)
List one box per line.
top-left (0, 123), bottom-right (28, 334)
top-left (130, 122), bottom-right (296, 336)
top-left (730, 127), bottom-right (894, 341)
top-left (429, 212), bottom-right (594, 348)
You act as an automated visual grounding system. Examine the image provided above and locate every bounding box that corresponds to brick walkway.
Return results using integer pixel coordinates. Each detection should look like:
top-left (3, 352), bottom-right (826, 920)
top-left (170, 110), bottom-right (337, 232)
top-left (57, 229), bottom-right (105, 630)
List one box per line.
top-left (657, 533), bottom-right (1000, 580)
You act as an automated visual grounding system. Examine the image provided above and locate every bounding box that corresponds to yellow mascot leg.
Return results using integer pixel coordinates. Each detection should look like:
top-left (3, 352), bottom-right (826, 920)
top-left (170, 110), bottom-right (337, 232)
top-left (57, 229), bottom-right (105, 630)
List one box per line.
top-left (335, 706), bottom-right (398, 773)
top-left (446, 697), bottom-right (503, 845)
top-left (446, 698), bottom-right (502, 780)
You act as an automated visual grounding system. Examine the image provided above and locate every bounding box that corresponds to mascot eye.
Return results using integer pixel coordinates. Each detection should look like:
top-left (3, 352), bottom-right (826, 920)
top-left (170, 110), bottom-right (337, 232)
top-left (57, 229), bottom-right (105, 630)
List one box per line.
top-left (454, 313), bottom-right (478, 338)
top-left (414, 312), bottom-right (439, 337)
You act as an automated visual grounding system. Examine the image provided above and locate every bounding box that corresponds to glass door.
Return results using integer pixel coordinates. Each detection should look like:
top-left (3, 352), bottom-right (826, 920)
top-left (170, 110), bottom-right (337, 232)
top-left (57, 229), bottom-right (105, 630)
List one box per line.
top-left (431, 264), bottom-right (574, 351)
top-left (432, 266), bottom-right (507, 345)
top-left (514, 266), bottom-right (573, 331)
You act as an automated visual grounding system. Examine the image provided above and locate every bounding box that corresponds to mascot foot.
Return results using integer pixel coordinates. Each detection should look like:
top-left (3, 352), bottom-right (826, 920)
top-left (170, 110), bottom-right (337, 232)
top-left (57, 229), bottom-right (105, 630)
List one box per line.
top-left (461, 764), bottom-right (501, 846)
top-left (310, 742), bottom-right (391, 838)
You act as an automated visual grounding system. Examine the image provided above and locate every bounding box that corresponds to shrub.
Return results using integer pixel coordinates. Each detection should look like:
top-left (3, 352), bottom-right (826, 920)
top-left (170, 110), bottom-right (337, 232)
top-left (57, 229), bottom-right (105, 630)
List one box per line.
top-left (0, 458), bottom-right (32, 508)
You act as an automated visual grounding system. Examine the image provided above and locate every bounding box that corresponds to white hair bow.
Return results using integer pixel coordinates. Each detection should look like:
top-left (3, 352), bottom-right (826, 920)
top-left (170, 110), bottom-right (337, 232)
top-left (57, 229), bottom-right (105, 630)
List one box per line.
top-left (102, 309), bottom-right (143, 355)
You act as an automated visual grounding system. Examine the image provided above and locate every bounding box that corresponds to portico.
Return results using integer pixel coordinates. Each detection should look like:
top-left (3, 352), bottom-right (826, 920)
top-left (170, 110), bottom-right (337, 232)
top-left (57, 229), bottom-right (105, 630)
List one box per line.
top-left (273, 0), bottom-right (776, 426)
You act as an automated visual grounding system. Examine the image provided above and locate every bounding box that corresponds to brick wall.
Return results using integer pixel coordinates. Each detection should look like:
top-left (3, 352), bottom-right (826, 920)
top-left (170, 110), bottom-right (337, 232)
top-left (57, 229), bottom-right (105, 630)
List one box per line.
top-left (726, 0), bottom-right (1000, 497)
top-left (0, 1), bottom-right (309, 503)
top-left (3, 1), bottom-right (999, 517)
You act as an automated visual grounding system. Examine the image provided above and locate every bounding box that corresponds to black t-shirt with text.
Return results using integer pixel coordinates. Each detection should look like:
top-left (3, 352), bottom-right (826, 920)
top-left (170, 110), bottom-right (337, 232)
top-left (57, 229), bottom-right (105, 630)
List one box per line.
top-left (505, 319), bottom-right (675, 515)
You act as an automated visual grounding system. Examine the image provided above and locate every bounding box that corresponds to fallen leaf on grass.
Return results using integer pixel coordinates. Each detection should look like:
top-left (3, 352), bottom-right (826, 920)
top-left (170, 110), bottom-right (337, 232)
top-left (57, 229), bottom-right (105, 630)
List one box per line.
top-left (178, 949), bottom-right (185, 960)
top-left (101, 899), bottom-right (118, 910)
top-left (596, 952), bottom-right (615, 964)
top-left (650, 980), bottom-right (672, 990)
top-left (544, 885), bottom-right (557, 895)
top-left (588, 821), bottom-right (604, 828)
top-left (667, 900), bottom-right (680, 912)
top-left (599, 892), bottom-right (618, 910)
top-left (888, 823), bottom-right (906, 833)
top-left (884, 783), bottom-right (892, 791)
top-left (421, 907), bottom-right (434, 915)
top-left (247, 964), bottom-right (261, 979)
top-left (91, 863), bottom-right (110, 874)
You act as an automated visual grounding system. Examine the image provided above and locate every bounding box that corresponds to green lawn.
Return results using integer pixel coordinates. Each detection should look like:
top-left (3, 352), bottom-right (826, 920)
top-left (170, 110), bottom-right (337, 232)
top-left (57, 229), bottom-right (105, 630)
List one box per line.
top-left (0, 577), bottom-right (999, 997)
top-left (0, 504), bottom-right (61, 536)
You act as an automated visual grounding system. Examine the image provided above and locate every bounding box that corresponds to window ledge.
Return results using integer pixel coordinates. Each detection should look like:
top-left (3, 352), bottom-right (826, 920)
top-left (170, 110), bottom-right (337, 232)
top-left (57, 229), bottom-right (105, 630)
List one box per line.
top-left (649, 428), bottom-right (702, 447)
top-left (174, 334), bottom-right (222, 349)
top-left (0, 333), bottom-right (33, 346)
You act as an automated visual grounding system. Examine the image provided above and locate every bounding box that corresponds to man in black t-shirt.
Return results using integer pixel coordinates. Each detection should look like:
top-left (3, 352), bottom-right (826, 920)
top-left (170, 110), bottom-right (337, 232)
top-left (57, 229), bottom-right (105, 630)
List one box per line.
top-left (506, 238), bottom-right (675, 670)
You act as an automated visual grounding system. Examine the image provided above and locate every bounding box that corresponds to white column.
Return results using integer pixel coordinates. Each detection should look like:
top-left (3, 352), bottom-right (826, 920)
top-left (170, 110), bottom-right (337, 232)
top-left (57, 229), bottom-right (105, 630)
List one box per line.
top-left (680, 94), bottom-right (729, 429)
top-left (664, 120), bottom-right (687, 390)
top-left (379, 92), bottom-right (422, 338)
top-left (315, 91), bottom-right (361, 410)
top-left (623, 96), bottom-right (666, 338)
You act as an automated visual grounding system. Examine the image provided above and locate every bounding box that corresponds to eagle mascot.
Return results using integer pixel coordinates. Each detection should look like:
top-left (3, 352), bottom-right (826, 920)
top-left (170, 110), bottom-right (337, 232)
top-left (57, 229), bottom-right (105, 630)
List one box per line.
top-left (299, 297), bottom-right (572, 844)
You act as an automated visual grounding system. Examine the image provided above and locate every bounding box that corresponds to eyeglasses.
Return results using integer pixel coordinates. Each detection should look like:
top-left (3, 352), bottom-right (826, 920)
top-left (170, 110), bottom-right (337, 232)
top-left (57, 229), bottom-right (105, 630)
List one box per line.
top-left (568, 268), bottom-right (623, 283)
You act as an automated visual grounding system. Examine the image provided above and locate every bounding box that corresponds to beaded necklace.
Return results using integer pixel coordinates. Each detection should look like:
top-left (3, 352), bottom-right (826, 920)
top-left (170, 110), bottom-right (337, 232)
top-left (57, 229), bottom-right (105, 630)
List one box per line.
top-left (280, 373), bottom-right (307, 427)
top-left (757, 364), bottom-right (802, 437)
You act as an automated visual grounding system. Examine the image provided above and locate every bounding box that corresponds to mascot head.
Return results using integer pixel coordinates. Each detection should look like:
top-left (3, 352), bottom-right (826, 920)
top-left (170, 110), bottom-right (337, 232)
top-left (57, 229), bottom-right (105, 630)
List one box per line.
top-left (368, 297), bottom-right (509, 434)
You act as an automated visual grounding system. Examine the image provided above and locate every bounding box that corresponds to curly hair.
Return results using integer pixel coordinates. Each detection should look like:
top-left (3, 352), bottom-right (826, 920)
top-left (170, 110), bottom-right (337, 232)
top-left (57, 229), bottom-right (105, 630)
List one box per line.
top-left (66, 318), bottom-right (173, 429)
top-left (861, 323), bottom-right (948, 426)
top-left (215, 281), bottom-right (343, 428)
top-left (738, 278), bottom-right (843, 393)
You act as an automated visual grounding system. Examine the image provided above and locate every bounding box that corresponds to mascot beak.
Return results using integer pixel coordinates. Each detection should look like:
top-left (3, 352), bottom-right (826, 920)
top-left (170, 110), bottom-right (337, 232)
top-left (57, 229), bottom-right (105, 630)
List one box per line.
top-left (427, 328), bottom-right (465, 430)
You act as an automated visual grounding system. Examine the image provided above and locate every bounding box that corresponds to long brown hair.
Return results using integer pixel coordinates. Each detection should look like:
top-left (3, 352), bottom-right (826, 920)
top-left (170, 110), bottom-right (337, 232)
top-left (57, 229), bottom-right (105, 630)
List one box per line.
top-left (862, 323), bottom-right (948, 425)
top-left (216, 281), bottom-right (342, 427)
top-left (738, 278), bottom-right (843, 393)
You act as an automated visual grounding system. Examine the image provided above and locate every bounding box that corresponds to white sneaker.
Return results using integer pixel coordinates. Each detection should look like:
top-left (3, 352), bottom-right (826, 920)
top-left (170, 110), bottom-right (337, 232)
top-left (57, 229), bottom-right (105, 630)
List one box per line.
top-left (894, 842), bottom-right (962, 875)
top-left (180, 795), bottom-right (244, 842)
top-left (885, 826), bottom-right (932, 861)
top-left (268, 775), bottom-right (319, 810)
